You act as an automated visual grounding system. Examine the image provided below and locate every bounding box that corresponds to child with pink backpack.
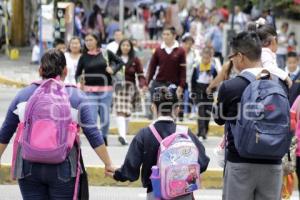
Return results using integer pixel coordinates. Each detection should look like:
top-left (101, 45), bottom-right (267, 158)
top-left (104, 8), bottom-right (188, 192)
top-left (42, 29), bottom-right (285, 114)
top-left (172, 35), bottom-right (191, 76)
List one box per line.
top-left (106, 86), bottom-right (210, 199)
top-left (0, 49), bottom-right (114, 200)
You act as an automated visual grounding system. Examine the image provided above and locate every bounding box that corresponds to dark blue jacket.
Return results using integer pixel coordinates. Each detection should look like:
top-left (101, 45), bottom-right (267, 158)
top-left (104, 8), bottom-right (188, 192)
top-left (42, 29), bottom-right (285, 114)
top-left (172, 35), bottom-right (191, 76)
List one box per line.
top-left (113, 120), bottom-right (210, 193)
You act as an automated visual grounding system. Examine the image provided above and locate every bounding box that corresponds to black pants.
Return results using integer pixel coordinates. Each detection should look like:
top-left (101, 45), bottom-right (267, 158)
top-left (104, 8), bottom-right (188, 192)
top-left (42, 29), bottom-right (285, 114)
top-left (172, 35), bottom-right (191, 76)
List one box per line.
top-left (296, 156), bottom-right (300, 192)
top-left (214, 52), bottom-right (224, 65)
top-left (192, 83), bottom-right (213, 138)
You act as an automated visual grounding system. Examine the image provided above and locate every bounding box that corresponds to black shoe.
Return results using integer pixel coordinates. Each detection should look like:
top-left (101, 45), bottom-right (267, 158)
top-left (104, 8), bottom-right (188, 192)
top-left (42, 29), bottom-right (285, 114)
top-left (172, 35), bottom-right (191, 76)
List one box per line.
top-left (202, 135), bottom-right (207, 140)
top-left (103, 137), bottom-right (108, 146)
top-left (118, 136), bottom-right (128, 145)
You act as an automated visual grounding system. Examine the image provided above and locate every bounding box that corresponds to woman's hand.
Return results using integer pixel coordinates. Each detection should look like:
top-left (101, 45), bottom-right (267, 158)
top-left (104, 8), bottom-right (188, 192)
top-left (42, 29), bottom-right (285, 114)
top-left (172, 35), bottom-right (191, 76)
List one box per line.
top-left (106, 66), bottom-right (114, 75)
top-left (104, 165), bottom-right (116, 178)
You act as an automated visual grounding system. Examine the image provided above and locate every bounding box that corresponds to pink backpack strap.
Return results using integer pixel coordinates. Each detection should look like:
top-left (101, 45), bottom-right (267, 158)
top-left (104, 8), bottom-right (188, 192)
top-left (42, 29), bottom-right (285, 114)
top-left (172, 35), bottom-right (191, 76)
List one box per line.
top-left (149, 124), bottom-right (163, 143)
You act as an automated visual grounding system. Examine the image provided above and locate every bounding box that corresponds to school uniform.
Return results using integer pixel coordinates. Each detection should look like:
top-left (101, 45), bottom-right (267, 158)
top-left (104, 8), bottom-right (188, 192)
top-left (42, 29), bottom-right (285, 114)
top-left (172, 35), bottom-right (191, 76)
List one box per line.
top-left (286, 66), bottom-right (300, 105)
top-left (191, 60), bottom-right (217, 138)
top-left (113, 116), bottom-right (210, 197)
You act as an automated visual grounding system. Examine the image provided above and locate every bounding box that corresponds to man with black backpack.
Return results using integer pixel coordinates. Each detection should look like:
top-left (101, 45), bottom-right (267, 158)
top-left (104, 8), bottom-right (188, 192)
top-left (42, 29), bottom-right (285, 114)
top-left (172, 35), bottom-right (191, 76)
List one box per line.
top-left (213, 31), bottom-right (291, 200)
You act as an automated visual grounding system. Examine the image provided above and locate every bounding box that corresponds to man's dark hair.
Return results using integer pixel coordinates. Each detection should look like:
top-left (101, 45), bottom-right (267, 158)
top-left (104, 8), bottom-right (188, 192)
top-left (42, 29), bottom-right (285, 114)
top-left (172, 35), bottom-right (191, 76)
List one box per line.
top-left (230, 31), bottom-right (262, 61)
top-left (287, 51), bottom-right (298, 58)
top-left (163, 26), bottom-right (176, 35)
top-left (247, 22), bottom-right (276, 47)
top-left (152, 86), bottom-right (178, 116)
top-left (54, 38), bottom-right (65, 48)
top-left (40, 49), bottom-right (66, 79)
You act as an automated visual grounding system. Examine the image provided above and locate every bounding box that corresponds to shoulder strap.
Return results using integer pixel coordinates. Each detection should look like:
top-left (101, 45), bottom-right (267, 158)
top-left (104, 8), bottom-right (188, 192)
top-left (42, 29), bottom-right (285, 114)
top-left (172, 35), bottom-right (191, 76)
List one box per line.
top-left (149, 124), bottom-right (163, 143)
top-left (175, 125), bottom-right (188, 135)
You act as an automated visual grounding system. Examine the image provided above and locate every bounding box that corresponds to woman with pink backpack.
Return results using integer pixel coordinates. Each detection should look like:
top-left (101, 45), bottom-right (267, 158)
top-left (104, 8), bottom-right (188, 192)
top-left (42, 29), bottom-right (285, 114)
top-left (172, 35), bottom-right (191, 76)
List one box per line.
top-left (0, 49), bottom-right (114, 199)
top-left (106, 86), bottom-right (210, 199)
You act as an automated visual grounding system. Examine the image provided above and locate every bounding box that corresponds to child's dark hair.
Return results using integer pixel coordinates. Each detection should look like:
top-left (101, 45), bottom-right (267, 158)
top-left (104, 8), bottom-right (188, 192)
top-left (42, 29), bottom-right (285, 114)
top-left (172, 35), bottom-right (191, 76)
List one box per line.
top-left (54, 38), bottom-right (65, 48)
top-left (287, 51), bottom-right (298, 58)
top-left (152, 86), bottom-right (178, 116)
top-left (116, 39), bottom-right (135, 65)
top-left (40, 49), bottom-right (66, 78)
top-left (247, 22), bottom-right (276, 47)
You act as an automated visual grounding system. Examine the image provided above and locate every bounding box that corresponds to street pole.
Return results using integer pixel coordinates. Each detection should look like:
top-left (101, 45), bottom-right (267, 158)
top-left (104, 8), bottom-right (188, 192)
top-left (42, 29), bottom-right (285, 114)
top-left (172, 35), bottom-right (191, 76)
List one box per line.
top-left (39, 0), bottom-right (43, 63)
top-left (3, 0), bottom-right (9, 57)
top-left (119, 0), bottom-right (124, 32)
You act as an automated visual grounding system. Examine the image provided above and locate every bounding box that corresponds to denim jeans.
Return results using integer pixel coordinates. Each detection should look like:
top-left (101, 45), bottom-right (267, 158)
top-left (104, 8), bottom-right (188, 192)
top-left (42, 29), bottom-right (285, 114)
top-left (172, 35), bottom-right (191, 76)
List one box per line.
top-left (86, 91), bottom-right (113, 139)
top-left (276, 54), bottom-right (287, 70)
top-left (18, 161), bottom-right (75, 200)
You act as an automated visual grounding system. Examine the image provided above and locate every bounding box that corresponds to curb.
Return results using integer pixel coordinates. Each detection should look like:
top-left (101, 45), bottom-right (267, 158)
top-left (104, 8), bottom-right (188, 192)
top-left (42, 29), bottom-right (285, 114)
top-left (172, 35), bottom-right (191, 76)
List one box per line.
top-left (0, 75), bottom-right (28, 88)
top-left (0, 164), bottom-right (223, 189)
top-left (110, 120), bottom-right (224, 137)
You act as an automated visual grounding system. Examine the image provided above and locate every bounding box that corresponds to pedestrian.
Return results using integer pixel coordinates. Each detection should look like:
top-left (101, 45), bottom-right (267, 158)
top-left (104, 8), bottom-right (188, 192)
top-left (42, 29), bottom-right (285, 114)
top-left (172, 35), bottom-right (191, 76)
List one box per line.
top-left (106, 30), bottom-right (124, 54)
top-left (54, 38), bottom-right (66, 53)
top-left (288, 32), bottom-right (297, 53)
top-left (191, 47), bottom-right (217, 140)
top-left (64, 36), bottom-right (82, 85)
top-left (206, 20), bottom-right (225, 64)
top-left (87, 4), bottom-right (105, 43)
top-left (277, 22), bottom-right (289, 69)
top-left (206, 19), bottom-right (292, 93)
top-left (114, 39), bottom-right (148, 145)
top-left (181, 34), bottom-right (197, 119)
top-left (285, 51), bottom-right (300, 105)
top-left (147, 26), bottom-right (186, 100)
top-left (75, 33), bottom-right (124, 146)
top-left (105, 86), bottom-right (209, 200)
top-left (213, 31), bottom-right (290, 200)
top-left (0, 49), bottom-right (114, 199)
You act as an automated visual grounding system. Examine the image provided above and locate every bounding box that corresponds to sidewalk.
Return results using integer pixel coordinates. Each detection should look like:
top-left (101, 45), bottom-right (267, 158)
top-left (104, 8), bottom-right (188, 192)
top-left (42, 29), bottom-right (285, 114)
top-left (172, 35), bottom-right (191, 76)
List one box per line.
top-left (0, 47), bottom-right (39, 87)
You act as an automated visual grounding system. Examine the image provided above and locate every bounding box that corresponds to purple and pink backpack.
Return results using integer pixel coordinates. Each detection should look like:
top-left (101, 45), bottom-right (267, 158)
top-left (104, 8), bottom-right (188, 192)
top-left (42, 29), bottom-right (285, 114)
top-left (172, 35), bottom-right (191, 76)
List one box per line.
top-left (11, 78), bottom-right (80, 200)
top-left (149, 124), bottom-right (200, 199)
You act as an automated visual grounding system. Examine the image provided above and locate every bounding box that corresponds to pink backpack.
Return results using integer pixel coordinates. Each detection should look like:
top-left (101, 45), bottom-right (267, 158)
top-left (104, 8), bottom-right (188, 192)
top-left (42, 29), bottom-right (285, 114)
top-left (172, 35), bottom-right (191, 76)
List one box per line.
top-left (150, 124), bottom-right (200, 199)
top-left (20, 78), bottom-right (77, 163)
top-left (12, 79), bottom-right (81, 200)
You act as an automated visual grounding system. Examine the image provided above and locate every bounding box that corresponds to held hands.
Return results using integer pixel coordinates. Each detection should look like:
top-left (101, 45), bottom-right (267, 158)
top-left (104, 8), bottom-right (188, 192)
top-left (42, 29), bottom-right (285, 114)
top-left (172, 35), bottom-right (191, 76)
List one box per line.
top-left (104, 164), bottom-right (116, 179)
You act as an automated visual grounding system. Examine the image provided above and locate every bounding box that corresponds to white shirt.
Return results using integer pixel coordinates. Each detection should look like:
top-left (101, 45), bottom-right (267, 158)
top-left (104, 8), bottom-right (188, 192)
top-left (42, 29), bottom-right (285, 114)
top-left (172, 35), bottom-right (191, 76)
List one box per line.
top-left (241, 67), bottom-right (264, 77)
top-left (276, 31), bottom-right (288, 55)
top-left (64, 52), bottom-right (80, 85)
top-left (106, 41), bottom-right (119, 54)
top-left (31, 45), bottom-right (40, 62)
top-left (285, 66), bottom-right (300, 79)
top-left (161, 41), bottom-right (179, 54)
top-left (261, 48), bottom-right (288, 80)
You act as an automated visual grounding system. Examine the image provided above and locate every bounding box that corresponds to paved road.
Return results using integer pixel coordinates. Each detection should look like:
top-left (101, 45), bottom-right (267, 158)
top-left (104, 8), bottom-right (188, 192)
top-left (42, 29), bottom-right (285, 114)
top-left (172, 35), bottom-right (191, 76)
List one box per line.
top-left (0, 185), bottom-right (299, 200)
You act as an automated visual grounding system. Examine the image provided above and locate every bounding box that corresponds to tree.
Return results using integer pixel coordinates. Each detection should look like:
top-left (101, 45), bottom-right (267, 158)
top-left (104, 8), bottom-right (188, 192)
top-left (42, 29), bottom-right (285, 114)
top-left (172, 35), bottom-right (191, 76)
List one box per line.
top-left (11, 0), bottom-right (25, 46)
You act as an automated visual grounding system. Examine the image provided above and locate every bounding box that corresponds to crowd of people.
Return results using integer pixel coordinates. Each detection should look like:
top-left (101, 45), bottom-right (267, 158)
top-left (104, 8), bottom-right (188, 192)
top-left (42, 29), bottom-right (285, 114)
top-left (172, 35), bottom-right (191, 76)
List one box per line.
top-left (1, 0), bottom-right (300, 200)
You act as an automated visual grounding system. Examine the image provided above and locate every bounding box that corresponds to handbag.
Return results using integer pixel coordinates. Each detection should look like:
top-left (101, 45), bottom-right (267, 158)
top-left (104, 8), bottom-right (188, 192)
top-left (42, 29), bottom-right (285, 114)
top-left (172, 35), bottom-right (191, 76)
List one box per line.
top-left (78, 151), bottom-right (89, 200)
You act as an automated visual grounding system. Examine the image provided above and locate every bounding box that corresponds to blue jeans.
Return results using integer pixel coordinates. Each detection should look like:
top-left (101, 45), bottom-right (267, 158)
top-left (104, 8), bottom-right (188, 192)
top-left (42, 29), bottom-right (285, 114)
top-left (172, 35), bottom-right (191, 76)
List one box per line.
top-left (86, 91), bottom-right (113, 138)
top-left (18, 162), bottom-right (75, 200)
top-left (276, 54), bottom-right (286, 70)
